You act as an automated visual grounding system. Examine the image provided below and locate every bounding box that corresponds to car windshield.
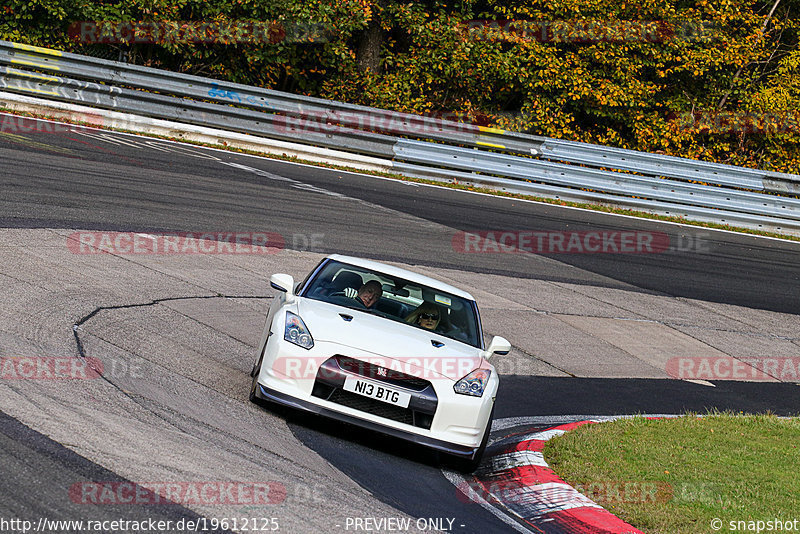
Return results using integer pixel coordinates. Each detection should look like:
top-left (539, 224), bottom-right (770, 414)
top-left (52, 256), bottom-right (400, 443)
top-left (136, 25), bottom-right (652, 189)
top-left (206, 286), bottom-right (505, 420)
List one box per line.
top-left (301, 260), bottom-right (482, 348)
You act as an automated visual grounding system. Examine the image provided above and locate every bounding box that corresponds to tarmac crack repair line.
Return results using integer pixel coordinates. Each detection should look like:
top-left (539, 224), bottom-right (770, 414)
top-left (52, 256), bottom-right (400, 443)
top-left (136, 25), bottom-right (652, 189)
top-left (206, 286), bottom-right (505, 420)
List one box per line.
top-left (70, 295), bottom-right (272, 428)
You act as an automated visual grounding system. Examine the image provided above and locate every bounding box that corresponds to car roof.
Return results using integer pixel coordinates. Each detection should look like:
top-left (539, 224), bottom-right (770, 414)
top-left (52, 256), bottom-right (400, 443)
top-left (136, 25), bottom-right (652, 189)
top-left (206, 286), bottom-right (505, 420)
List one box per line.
top-left (326, 254), bottom-right (476, 301)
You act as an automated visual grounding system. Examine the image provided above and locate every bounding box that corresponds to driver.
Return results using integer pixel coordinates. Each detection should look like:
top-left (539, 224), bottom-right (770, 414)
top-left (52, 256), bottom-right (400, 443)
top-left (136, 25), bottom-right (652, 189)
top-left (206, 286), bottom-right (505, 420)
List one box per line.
top-left (345, 280), bottom-right (383, 308)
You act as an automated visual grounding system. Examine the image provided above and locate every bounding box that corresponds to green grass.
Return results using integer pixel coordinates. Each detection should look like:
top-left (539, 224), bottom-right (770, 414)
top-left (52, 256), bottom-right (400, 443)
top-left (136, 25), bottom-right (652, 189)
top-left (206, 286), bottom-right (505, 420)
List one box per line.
top-left (4, 107), bottom-right (800, 243)
top-left (543, 414), bottom-right (800, 533)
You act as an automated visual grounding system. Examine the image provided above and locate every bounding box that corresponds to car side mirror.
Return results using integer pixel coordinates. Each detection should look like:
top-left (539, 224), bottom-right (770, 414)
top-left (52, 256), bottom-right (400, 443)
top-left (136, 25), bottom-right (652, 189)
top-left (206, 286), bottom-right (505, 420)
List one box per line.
top-left (485, 336), bottom-right (511, 359)
top-left (270, 274), bottom-right (296, 303)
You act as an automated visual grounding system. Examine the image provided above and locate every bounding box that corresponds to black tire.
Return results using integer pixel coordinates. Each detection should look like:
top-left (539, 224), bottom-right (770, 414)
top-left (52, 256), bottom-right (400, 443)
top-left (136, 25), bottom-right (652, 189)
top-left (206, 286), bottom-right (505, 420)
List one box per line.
top-left (250, 343), bottom-right (266, 377)
top-left (249, 345), bottom-right (266, 403)
top-left (248, 374), bottom-right (260, 404)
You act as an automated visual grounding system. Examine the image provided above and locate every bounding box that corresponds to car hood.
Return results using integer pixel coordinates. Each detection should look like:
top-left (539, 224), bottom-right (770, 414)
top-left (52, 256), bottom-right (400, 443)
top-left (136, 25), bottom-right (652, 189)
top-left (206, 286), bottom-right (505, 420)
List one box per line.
top-left (297, 299), bottom-right (484, 381)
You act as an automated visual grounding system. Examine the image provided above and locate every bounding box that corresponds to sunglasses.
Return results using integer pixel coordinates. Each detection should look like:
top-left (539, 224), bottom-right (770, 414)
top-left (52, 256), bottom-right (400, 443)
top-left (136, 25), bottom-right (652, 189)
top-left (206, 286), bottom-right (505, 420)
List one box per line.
top-left (419, 313), bottom-right (439, 320)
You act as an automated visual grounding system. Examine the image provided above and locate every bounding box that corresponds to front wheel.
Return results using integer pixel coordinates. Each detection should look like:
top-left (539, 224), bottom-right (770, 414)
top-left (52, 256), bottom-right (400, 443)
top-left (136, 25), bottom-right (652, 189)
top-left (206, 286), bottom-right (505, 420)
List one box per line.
top-left (250, 342), bottom-right (266, 377)
top-left (249, 344), bottom-right (266, 403)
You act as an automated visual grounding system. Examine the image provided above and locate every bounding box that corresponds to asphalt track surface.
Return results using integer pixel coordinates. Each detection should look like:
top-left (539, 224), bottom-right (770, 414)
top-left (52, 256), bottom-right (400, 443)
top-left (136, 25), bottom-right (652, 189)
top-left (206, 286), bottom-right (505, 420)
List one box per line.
top-left (287, 376), bottom-right (800, 533)
top-left (2, 118), bottom-right (800, 533)
top-left (2, 122), bottom-right (800, 313)
top-left (0, 410), bottom-right (231, 534)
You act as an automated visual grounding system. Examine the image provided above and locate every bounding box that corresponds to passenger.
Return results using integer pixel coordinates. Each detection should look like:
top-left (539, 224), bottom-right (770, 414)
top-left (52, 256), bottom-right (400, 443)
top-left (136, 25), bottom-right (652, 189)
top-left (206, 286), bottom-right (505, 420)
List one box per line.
top-left (405, 302), bottom-right (440, 330)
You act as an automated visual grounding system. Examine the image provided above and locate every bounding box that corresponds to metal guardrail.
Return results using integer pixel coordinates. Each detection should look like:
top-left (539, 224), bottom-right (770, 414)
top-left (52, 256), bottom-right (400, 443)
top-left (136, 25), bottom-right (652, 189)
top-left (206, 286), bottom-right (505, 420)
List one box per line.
top-left (393, 160), bottom-right (796, 231)
top-left (393, 140), bottom-right (800, 221)
top-left (0, 65), bottom-right (399, 158)
top-left (0, 41), bottom-right (528, 155)
top-left (2, 40), bottom-right (800, 233)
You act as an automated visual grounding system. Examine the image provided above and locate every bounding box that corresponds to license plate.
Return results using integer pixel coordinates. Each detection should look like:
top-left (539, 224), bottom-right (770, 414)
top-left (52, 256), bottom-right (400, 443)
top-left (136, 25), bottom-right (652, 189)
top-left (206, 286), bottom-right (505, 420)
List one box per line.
top-left (343, 376), bottom-right (411, 408)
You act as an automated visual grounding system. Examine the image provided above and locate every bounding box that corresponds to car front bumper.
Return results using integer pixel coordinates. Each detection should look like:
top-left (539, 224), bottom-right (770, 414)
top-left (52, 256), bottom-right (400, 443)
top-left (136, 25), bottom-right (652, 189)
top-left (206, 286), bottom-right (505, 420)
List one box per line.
top-left (253, 382), bottom-right (480, 459)
top-left (255, 338), bottom-right (496, 458)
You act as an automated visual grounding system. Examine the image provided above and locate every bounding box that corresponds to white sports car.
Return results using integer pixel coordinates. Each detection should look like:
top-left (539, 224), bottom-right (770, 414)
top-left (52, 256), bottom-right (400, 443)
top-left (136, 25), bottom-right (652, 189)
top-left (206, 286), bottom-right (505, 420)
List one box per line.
top-left (249, 254), bottom-right (510, 471)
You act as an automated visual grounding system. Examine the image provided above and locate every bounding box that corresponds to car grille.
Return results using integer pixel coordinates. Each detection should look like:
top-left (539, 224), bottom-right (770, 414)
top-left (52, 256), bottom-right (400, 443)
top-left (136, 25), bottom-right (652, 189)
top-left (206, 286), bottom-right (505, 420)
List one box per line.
top-left (328, 389), bottom-right (415, 426)
top-left (334, 355), bottom-right (430, 391)
top-left (311, 356), bottom-right (437, 430)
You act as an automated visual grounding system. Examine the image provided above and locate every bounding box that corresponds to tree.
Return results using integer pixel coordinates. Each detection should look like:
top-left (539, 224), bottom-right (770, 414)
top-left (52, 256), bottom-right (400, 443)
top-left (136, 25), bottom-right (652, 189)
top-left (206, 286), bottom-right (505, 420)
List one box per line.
top-left (2, 0), bottom-right (798, 172)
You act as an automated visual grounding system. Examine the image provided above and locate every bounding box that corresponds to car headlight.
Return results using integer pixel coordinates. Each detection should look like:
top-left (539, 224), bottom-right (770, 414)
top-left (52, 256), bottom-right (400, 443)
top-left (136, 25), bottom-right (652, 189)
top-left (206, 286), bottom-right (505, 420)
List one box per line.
top-left (454, 369), bottom-right (491, 397)
top-left (284, 311), bottom-right (314, 349)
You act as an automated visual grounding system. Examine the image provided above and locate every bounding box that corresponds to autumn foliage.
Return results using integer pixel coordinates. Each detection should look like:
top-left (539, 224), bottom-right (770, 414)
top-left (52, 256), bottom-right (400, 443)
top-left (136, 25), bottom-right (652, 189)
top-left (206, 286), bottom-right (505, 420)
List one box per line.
top-left (2, 0), bottom-right (799, 173)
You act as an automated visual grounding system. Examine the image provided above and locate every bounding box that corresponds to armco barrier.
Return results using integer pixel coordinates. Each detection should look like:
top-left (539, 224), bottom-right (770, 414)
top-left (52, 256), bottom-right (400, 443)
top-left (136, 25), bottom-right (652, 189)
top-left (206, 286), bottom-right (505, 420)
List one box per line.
top-left (393, 140), bottom-right (800, 221)
top-left (0, 65), bottom-right (398, 158)
top-left (2, 40), bottom-right (800, 234)
top-left (0, 41), bottom-right (522, 154)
